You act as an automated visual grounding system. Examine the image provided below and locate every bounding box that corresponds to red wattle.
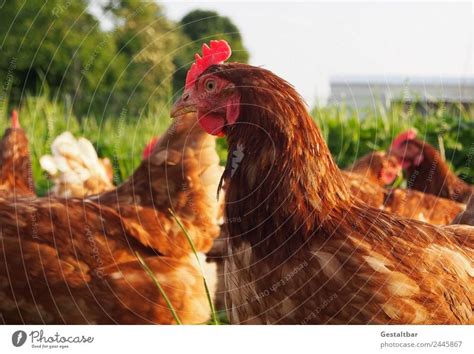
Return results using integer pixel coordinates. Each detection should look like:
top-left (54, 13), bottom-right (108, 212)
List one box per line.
top-left (198, 113), bottom-right (226, 136)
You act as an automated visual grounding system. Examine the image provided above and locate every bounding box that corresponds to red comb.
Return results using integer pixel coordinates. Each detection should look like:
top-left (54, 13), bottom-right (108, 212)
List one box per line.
top-left (142, 137), bottom-right (159, 159)
top-left (185, 40), bottom-right (232, 90)
top-left (11, 109), bottom-right (20, 128)
top-left (391, 129), bottom-right (417, 150)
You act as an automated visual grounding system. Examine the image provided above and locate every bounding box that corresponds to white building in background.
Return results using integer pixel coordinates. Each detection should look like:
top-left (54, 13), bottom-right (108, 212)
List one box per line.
top-left (327, 76), bottom-right (474, 110)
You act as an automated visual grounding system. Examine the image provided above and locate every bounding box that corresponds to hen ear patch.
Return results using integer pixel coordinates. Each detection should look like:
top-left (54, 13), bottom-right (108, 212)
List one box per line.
top-left (226, 93), bottom-right (241, 125)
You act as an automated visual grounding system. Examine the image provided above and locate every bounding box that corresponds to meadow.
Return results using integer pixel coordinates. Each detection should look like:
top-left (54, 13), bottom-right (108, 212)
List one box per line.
top-left (2, 95), bottom-right (473, 195)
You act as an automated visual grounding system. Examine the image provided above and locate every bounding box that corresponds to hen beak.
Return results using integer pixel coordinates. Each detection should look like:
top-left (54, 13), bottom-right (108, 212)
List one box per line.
top-left (171, 91), bottom-right (197, 118)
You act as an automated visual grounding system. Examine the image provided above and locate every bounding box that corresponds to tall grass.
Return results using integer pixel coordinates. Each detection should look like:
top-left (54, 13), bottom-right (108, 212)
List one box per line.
top-left (1, 94), bottom-right (171, 195)
top-left (1, 95), bottom-right (472, 194)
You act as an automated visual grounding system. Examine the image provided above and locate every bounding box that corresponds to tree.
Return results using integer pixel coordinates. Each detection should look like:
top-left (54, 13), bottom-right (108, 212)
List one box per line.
top-left (102, 0), bottom-right (179, 116)
top-left (0, 0), bottom-right (114, 116)
top-left (0, 3), bottom-right (247, 117)
top-left (172, 9), bottom-right (249, 96)
top-left (0, 0), bottom-right (180, 117)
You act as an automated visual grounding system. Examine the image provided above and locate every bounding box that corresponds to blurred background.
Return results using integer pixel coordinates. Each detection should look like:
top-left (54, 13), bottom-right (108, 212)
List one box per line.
top-left (0, 0), bottom-right (473, 194)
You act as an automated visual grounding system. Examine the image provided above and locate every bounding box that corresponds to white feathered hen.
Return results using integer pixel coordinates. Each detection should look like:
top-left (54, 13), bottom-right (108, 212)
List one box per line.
top-left (40, 132), bottom-right (114, 198)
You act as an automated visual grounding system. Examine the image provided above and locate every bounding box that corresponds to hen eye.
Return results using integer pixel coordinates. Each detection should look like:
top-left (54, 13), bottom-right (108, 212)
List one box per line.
top-left (205, 79), bottom-right (216, 92)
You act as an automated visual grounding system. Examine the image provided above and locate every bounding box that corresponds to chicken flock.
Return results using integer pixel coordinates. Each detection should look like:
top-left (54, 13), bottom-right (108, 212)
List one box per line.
top-left (0, 40), bottom-right (473, 325)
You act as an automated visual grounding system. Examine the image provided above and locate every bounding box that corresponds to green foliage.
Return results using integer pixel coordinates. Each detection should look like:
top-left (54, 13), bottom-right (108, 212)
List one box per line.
top-left (0, 3), bottom-right (250, 116)
top-left (0, 0), bottom-right (179, 117)
top-left (172, 9), bottom-right (250, 95)
top-left (102, 0), bottom-right (179, 115)
top-left (0, 0), bottom-right (115, 116)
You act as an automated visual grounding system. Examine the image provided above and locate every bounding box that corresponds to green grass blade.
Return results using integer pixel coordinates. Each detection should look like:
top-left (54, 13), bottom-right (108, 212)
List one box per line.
top-left (135, 252), bottom-right (183, 325)
top-left (169, 209), bottom-right (219, 325)
top-left (437, 134), bottom-right (446, 161)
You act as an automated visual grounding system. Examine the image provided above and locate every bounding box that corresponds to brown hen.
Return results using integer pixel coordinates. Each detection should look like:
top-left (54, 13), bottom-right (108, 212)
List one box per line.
top-left (0, 110), bottom-right (35, 197)
top-left (171, 42), bottom-right (474, 324)
top-left (0, 113), bottom-right (221, 324)
top-left (344, 171), bottom-right (465, 225)
top-left (389, 130), bottom-right (473, 203)
top-left (0, 197), bottom-right (215, 324)
top-left (346, 151), bottom-right (401, 187)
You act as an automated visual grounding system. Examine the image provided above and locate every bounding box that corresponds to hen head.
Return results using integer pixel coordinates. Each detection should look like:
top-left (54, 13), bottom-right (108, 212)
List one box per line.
top-left (1, 109), bottom-right (28, 151)
top-left (361, 152), bottom-right (402, 186)
top-left (172, 39), bottom-right (314, 147)
top-left (171, 40), bottom-right (241, 137)
top-left (389, 129), bottom-right (425, 170)
top-left (377, 153), bottom-right (402, 185)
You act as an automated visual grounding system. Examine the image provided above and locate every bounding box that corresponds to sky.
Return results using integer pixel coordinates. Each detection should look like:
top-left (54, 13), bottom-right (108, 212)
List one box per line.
top-left (162, 1), bottom-right (473, 106)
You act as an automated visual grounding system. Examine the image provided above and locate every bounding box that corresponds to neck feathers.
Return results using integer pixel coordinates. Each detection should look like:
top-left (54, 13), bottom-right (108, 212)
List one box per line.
top-left (98, 114), bottom-right (221, 217)
top-left (407, 141), bottom-right (465, 198)
top-left (224, 68), bottom-right (350, 238)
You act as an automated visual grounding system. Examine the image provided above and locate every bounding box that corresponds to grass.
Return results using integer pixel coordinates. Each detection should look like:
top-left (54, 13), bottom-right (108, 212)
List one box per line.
top-left (2, 95), bottom-right (472, 193)
top-left (0, 94), bottom-right (172, 195)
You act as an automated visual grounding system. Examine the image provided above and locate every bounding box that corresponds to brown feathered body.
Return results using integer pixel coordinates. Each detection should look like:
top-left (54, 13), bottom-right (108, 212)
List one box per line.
top-left (200, 63), bottom-right (474, 324)
top-left (0, 125), bottom-right (35, 197)
top-left (94, 113), bottom-right (222, 258)
top-left (344, 171), bottom-right (465, 225)
top-left (0, 197), bottom-right (215, 324)
top-left (0, 114), bottom-right (221, 324)
top-left (392, 138), bottom-right (473, 203)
